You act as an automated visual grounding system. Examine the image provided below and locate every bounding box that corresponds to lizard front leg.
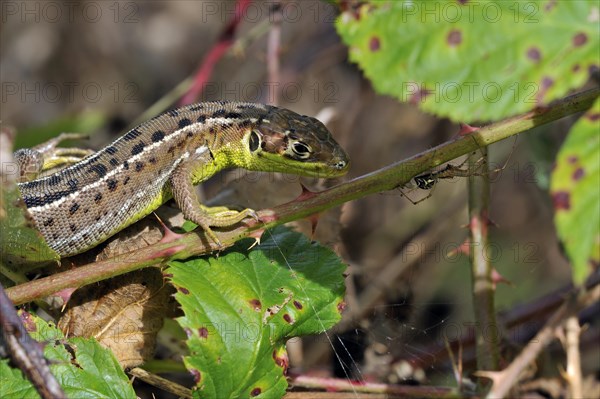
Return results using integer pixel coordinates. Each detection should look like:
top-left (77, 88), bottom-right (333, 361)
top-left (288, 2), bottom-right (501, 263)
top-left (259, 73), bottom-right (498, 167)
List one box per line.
top-left (170, 156), bottom-right (258, 247)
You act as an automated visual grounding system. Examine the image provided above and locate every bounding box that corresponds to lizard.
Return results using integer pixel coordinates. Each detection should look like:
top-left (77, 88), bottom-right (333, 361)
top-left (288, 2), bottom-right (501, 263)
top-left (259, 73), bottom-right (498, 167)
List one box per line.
top-left (14, 102), bottom-right (350, 258)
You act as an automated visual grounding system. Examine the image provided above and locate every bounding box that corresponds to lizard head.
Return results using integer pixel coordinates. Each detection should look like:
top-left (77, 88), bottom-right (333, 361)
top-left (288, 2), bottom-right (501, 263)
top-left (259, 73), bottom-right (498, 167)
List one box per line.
top-left (243, 106), bottom-right (350, 178)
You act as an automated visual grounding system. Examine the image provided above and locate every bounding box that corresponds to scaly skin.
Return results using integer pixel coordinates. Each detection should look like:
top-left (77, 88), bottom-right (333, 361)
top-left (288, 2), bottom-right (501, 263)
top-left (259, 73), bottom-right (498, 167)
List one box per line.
top-left (16, 102), bottom-right (350, 257)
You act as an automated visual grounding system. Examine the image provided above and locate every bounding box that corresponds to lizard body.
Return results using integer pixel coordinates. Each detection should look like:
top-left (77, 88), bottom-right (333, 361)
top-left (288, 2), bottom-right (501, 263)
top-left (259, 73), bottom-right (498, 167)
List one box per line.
top-left (16, 102), bottom-right (349, 257)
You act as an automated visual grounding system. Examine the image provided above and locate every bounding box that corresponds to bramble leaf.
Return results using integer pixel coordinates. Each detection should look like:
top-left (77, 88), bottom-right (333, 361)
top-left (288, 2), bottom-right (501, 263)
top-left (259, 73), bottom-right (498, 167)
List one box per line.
top-left (0, 311), bottom-right (135, 399)
top-left (336, 0), bottom-right (599, 121)
top-left (168, 226), bottom-right (346, 398)
top-left (550, 97), bottom-right (600, 284)
top-left (0, 185), bottom-right (60, 272)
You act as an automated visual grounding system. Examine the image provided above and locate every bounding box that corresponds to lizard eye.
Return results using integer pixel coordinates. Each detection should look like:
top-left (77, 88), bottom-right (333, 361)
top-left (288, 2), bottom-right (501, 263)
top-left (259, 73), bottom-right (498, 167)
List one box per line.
top-left (291, 142), bottom-right (311, 159)
top-left (249, 130), bottom-right (261, 152)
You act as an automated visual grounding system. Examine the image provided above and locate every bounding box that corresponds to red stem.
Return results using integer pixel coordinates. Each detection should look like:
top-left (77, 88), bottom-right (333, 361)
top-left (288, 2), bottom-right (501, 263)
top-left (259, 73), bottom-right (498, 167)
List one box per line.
top-left (179, 0), bottom-right (252, 105)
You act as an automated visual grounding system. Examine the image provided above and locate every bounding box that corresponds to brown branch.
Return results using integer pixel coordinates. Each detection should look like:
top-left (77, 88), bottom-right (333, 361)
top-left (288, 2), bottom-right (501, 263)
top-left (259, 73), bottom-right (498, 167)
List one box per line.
top-left (0, 283), bottom-right (65, 399)
top-left (5, 88), bottom-right (598, 306)
top-left (396, 274), bottom-right (600, 374)
top-left (479, 285), bottom-right (600, 399)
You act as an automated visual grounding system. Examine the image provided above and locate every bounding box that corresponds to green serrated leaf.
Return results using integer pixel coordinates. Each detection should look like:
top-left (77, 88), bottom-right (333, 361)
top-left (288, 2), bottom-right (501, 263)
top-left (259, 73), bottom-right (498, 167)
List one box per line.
top-left (0, 186), bottom-right (60, 269)
top-left (336, 0), bottom-right (599, 122)
top-left (167, 226), bottom-right (346, 398)
top-left (0, 311), bottom-right (136, 399)
top-left (550, 98), bottom-right (600, 285)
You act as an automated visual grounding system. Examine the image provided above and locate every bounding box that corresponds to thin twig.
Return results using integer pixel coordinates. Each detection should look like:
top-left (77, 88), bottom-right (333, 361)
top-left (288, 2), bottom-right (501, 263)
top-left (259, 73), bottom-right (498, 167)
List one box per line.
top-left (267, 1), bottom-right (282, 105)
top-left (445, 337), bottom-right (462, 388)
top-left (480, 285), bottom-right (600, 399)
top-left (134, 17), bottom-right (272, 126)
top-left (289, 375), bottom-right (465, 398)
top-left (562, 316), bottom-right (583, 398)
top-left (129, 367), bottom-right (192, 398)
top-left (5, 88), bottom-right (598, 306)
top-left (397, 274), bottom-right (600, 373)
top-left (179, 0), bottom-right (252, 105)
top-left (285, 393), bottom-right (389, 399)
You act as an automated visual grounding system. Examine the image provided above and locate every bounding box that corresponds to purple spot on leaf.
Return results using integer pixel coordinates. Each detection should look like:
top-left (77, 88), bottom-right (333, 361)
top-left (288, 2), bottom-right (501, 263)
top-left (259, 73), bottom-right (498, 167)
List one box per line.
top-left (293, 300), bottom-right (303, 310)
top-left (536, 76), bottom-right (554, 104)
top-left (544, 0), bottom-right (557, 12)
top-left (178, 287), bottom-right (190, 295)
top-left (552, 191), bottom-right (570, 211)
top-left (369, 36), bottom-right (380, 52)
top-left (190, 369), bottom-right (201, 384)
top-left (447, 29), bottom-right (462, 47)
top-left (248, 299), bottom-right (262, 311)
top-left (587, 113), bottom-right (600, 121)
top-left (542, 77), bottom-right (553, 88)
top-left (337, 301), bottom-right (347, 313)
top-left (526, 47), bottom-right (541, 63)
top-left (283, 314), bottom-right (293, 324)
top-left (572, 168), bottom-right (585, 181)
top-left (568, 155), bottom-right (578, 164)
top-left (251, 388), bottom-right (262, 396)
top-left (573, 32), bottom-right (588, 47)
top-left (199, 327), bottom-right (208, 338)
top-left (409, 87), bottom-right (432, 105)
top-left (457, 0), bottom-right (469, 4)
top-left (273, 350), bottom-right (289, 369)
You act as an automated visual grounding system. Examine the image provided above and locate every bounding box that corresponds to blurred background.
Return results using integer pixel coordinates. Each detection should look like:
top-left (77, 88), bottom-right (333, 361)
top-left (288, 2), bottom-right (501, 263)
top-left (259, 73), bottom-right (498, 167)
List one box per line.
top-left (2, 0), bottom-right (595, 397)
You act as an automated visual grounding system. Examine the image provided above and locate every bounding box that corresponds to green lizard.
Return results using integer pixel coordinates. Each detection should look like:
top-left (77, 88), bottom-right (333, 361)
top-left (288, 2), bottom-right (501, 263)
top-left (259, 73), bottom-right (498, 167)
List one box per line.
top-left (14, 102), bottom-right (349, 257)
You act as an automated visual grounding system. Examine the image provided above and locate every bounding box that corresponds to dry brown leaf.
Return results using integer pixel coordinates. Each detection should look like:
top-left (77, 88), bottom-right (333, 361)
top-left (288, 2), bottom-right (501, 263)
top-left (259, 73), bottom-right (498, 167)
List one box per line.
top-left (58, 267), bottom-right (176, 369)
top-left (57, 218), bottom-right (178, 369)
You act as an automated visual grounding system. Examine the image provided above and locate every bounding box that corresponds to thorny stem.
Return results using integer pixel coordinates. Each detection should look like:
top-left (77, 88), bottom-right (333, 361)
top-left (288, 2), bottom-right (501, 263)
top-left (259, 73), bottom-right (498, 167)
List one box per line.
top-left (467, 146), bottom-right (500, 383)
top-left (5, 88), bottom-right (598, 306)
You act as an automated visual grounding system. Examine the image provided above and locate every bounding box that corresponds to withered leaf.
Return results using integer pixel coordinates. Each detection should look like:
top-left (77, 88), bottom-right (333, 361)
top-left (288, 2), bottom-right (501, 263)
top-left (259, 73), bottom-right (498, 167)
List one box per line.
top-left (58, 268), bottom-right (177, 369)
